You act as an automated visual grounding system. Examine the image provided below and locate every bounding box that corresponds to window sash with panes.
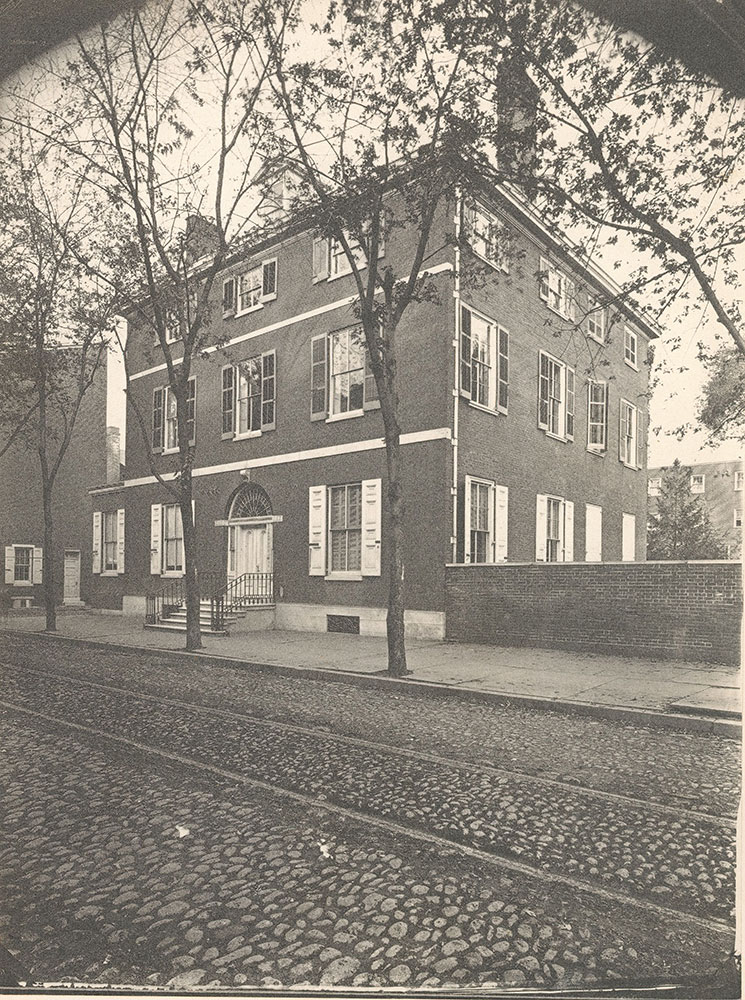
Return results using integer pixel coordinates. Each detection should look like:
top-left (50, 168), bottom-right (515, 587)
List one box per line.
top-left (624, 328), bottom-right (638, 368)
top-left (735, 471), bottom-right (744, 491)
top-left (648, 477), bottom-right (662, 497)
top-left (469, 480), bottom-right (492, 563)
top-left (538, 352), bottom-right (574, 440)
top-left (619, 399), bottom-right (638, 467)
top-left (587, 297), bottom-right (605, 343)
top-left (539, 258), bottom-right (575, 320)
top-left (463, 201), bottom-right (509, 271)
top-left (222, 352), bottom-right (276, 438)
top-left (152, 380), bottom-right (195, 453)
top-left (162, 504), bottom-right (184, 574)
top-left (330, 327), bottom-right (365, 415)
top-left (328, 484), bottom-right (362, 573)
top-left (13, 546), bottom-right (33, 582)
top-left (103, 512), bottom-right (118, 571)
top-left (690, 474), bottom-right (705, 494)
top-left (460, 306), bottom-right (508, 414)
top-left (587, 380), bottom-right (607, 452)
top-left (546, 497), bottom-right (564, 562)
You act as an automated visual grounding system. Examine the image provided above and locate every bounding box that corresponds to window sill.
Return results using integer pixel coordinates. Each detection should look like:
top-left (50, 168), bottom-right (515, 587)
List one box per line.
top-left (543, 429), bottom-right (570, 443)
top-left (587, 446), bottom-right (606, 457)
top-left (327, 262), bottom-right (368, 282)
top-left (467, 400), bottom-right (506, 417)
top-left (235, 303), bottom-right (264, 318)
top-left (587, 333), bottom-right (606, 345)
top-left (11, 580), bottom-right (32, 587)
top-left (470, 247), bottom-right (509, 274)
top-left (624, 359), bottom-right (639, 371)
top-left (162, 447), bottom-right (179, 456)
top-left (101, 570), bottom-right (119, 577)
top-left (543, 300), bottom-right (574, 322)
top-left (234, 430), bottom-right (262, 441)
top-left (162, 571), bottom-right (185, 578)
top-left (326, 410), bottom-right (364, 423)
top-left (325, 572), bottom-right (363, 581)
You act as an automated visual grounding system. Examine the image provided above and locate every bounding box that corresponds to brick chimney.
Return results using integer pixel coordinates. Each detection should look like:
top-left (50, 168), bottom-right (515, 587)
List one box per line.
top-left (184, 214), bottom-right (219, 263)
top-left (106, 425), bottom-right (121, 484)
top-left (497, 58), bottom-right (539, 192)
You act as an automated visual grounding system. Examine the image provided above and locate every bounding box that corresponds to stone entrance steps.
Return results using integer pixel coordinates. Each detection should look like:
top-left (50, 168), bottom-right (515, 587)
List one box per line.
top-left (144, 599), bottom-right (274, 636)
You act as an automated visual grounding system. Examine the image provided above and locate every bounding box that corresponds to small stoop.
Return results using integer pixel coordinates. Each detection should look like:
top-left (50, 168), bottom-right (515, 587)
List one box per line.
top-left (144, 599), bottom-right (274, 636)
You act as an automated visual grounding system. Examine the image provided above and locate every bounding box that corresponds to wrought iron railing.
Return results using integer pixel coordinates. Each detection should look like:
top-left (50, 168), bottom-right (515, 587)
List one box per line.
top-left (210, 572), bottom-right (274, 631)
top-left (145, 578), bottom-right (185, 625)
top-left (146, 571), bottom-right (272, 632)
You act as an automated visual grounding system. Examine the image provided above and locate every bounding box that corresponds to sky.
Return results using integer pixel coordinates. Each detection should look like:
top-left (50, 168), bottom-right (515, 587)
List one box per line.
top-left (4, 0), bottom-right (742, 472)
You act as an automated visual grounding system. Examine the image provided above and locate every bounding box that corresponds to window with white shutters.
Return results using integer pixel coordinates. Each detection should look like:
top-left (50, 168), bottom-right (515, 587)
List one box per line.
top-left (308, 480), bottom-right (382, 578)
top-left (222, 352), bottom-right (276, 438)
top-left (233, 259), bottom-right (279, 316)
top-left (464, 477), bottom-right (508, 563)
top-left (463, 200), bottom-right (510, 272)
top-left (310, 329), bottom-right (378, 421)
top-left (538, 257), bottom-right (575, 320)
top-left (460, 305), bottom-right (509, 414)
top-left (624, 328), bottom-right (638, 369)
top-left (535, 494), bottom-right (574, 562)
top-left (619, 399), bottom-right (638, 468)
top-left (153, 379), bottom-right (196, 452)
top-left (538, 351), bottom-right (574, 441)
top-left (587, 297), bottom-right (606, 343)
top-left (13, 546), bottom-right (32, 582)
top-left (162, 504), bottom-right (184, 575)
top-left (587, 380), bottom-right (607, 453)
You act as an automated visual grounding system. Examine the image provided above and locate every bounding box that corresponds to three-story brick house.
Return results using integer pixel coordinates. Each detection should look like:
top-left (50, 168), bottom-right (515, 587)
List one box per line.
top-left (88, 173), bottom-right (656, 638)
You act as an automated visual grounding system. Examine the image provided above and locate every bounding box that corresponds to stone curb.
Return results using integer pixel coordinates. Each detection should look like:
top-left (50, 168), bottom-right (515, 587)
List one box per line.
top-left (2, 627), bottom-right (740, 739)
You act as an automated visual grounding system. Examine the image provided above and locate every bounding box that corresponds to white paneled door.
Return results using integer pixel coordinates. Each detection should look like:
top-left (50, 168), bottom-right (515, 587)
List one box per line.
top-left (229, 524), bottom-right (272, 579)
top-left (63, 550), bottom-right (81, 604)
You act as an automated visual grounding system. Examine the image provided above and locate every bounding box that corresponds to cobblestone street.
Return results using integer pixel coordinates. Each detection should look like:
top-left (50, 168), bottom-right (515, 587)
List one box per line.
top-left (0, 633), bottom-right (739, 991)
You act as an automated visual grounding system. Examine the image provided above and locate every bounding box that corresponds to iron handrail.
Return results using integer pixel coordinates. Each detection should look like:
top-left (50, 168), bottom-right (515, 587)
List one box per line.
top-left (144, 577), bottom-right (185, 626)
top-left (210, 571), bottom-right (274, 631)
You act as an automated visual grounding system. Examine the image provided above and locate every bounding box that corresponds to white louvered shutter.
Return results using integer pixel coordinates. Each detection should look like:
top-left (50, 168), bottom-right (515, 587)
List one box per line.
top-left (4, 546), bottom-right (14, 584)
top-left (33, 547), bottom-right (43, 585)
top-left (117, 509), bottom-right (125, 574)
top-left (495, 485), bottom-right (509, 562)
top-left (308, 486), bottom-right (326, 576)
top-left (463, 476), bottom-right (473, 562)
top-left (535, 494), bottom-right (548, 561)
top-left (563, 501), bottom-right (574, 562)
top-left (361, 479), bottom-right (382, 576)
top-left (312, 237), bottom-right (329, 282)
top-left (585, 504), bottom-right (602, 562)
top-left (150, 503), bottom-right (163, 575)
top-left (92, 512), bottom-right (102, 574)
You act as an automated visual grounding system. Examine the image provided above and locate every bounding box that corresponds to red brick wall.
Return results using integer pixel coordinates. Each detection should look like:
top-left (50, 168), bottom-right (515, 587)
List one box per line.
top-left (445, 561), bottom-right (742, 664)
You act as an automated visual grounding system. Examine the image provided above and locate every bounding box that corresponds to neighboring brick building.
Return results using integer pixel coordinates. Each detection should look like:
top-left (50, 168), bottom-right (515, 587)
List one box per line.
top-left (648, 459), bottom-right (744, 559)
top-left (1, 352), bottom-right (111, 609)
top-left (88, 171), bottom-right (656, 637)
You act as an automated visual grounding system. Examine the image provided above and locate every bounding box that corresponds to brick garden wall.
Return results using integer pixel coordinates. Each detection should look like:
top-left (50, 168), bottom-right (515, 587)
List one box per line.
top-left (445, 561), bottom-right (742, 664)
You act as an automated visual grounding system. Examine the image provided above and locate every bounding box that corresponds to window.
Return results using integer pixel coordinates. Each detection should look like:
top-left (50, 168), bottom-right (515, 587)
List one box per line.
top-left (13, 546), bottom-right (32, 582)
top-left (619, 399), bottom-right (639, 468)
top-left (690, 474), bottom-right (705, 494)
top-left (538, 351), bottom-right (574, 440)
top-left (539, 257), bottom-right (575, 320)
top-left (535, 494), bottom-right (574, 562)
top-left (624, 328), bottom-right (638, 369)
top-left (102, 512), bottom-right (118, 571)
top-left (309, 329), bottom-right (378, 421)
top-left (162, 504), bottom-right (184, 575)
top-left (585, 504), bottom-right (602, 562)
top-left (165, 311), bottom-right (181, 343)
top-left (308, 480), bottom-right (382, 578)
top-left (152, 379), bottom-right (196, 453)
top-left (463, 201), bottom-right (509, 272)
top-left (464, 476), bottom-right (508, 563)
top-left (314, 222), bottom-right (384, 282)
top-left (223, 259), bottom-right (278, 318)
top-left (221, 352), bottom-right (276, 438)
top-left (734, 509), bottom-right (742, 528)
top-left (622, 512), bottom-right (636, 561)
top-left (92, 510), bottom-right (124, 575)
top-left (735, 470), bottom-right (743, 491)
top-left (460, 306), bottom-right (509, 414)
top-left (587, 297), bottom-right (605, 343)
top-left (648, 477), bottom-right (662, 497)
top-left (587, 380), bottom-right (607, 453)
top-left (329, 484), bottom-right (362, 573)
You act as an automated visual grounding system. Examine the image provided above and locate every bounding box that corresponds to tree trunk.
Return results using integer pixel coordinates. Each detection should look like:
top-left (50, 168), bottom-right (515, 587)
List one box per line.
top-left (180, 474), bottom-right (202, 652)
top-left (41, 478), bottom-right (57, 632)
top-left (384, 436), bottom-right (408, 676)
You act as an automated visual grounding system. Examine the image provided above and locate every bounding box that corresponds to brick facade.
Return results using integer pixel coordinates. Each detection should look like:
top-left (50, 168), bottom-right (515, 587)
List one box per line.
top-left (445, 561), bottom-right (742, 664)
top-left (88, 176), bottom-right (655, 637)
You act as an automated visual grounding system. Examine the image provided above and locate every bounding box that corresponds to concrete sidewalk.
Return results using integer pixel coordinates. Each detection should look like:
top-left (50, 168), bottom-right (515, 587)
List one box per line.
top-left (1, 609), bottom-right (740, 731)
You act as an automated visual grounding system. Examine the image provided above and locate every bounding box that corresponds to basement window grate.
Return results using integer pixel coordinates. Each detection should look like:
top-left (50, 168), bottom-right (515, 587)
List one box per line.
top-left (327, 614), bottom-right (360, 634)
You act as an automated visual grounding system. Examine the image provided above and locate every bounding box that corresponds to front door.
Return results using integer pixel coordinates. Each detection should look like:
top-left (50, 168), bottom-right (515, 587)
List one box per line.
top-left (63, 550), bottom-right (81, 604)
top-left (228, 524), bottom-right (272, 580)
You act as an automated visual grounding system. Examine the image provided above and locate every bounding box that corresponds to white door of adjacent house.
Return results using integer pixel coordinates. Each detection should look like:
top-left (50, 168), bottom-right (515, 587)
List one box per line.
top-left (63, 550), bottom-right (81, 604)
top-left (229, 524), bottom-right (272, 579)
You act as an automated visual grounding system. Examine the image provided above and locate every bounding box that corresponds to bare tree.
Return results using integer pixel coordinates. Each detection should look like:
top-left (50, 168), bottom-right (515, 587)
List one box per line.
top-left (4, 0), bottom-right (281, 649)
top-left (0, 125), bottom-right (111, 631)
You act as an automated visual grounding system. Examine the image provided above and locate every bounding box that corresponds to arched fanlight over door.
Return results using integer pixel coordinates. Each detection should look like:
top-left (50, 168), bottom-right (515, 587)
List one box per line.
top-left (226, 482), bottom-right (273, 520)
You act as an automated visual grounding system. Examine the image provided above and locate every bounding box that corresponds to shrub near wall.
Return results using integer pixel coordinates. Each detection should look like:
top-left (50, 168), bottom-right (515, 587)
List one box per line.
top-left (445, 562), bottom-right (742, 665)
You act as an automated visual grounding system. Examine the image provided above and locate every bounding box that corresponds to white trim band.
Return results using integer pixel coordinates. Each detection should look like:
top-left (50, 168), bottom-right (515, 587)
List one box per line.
top-left (90, 427), bottom-right (453, 494)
